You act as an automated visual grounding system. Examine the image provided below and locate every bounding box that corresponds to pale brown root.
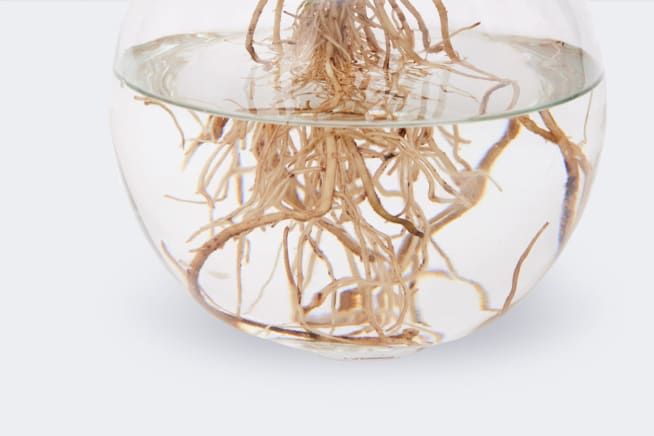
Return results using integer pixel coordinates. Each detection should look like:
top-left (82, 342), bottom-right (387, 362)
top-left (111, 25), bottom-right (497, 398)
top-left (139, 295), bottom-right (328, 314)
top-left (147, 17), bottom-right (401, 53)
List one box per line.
top-left (344, 137), bottom-right (424, 237)
top-left (517, 115), bottom-right (557, 142)
top-left (502, 222), bottom-right (550, 312)
top-left (273, 0), bottom-right (284, 48)
top-left (136, 96), bottom-right (185, 148)
top-left (181, 223), bottom-right (417, 346)
top-left (480, 82), bottom-right (511, 115)
top-left (433, 119), bottom-right (521, 232)
top-left (246, 0), bottom-right (270, 64)
top-left (431, 0), bottom-right (460, 62)
top-left (399, 0), bottom-right (430, 50)
top-left (396, 119), bottom-right (520, 274)
top-left (450, 125), bottom-right (473, 171)
top-left (428, 22), bottom-right (480, 53)
top-left (539, 110), bottom-right (585, 246)
top-left (429, 239), bottom-right (491, 310)
top-left (187, 212), bottom-right (288, 291)
top-left (519, 111), bottom-right (590, 246)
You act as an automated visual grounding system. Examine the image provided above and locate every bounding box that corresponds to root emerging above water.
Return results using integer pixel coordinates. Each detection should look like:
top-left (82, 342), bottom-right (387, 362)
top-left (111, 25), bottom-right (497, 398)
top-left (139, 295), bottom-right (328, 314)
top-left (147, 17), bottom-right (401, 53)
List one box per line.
top-left (138, 0), bottom-right (593, 347)
top-left (244, 0), bottom-right (517, 119)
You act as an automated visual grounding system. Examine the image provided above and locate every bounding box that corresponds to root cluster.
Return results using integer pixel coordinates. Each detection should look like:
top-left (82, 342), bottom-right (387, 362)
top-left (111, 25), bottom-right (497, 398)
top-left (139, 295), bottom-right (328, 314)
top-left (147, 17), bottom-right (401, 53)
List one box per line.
top-left (140, 0), bottom-right (592, 347)
top-left (246, 0), bottom-right (518, 119)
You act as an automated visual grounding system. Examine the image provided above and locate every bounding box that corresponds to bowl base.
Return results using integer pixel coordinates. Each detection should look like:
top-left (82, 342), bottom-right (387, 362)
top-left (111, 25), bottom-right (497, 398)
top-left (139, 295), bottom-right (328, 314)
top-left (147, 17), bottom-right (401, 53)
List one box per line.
top-left (275, 339), bottom-right (424, 361)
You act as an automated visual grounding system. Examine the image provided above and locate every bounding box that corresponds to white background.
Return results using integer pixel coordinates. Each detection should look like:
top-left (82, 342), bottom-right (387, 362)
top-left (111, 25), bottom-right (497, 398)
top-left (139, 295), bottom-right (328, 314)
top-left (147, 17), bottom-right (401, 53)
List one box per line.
top-left (0, 1), bottom-right (652, 435)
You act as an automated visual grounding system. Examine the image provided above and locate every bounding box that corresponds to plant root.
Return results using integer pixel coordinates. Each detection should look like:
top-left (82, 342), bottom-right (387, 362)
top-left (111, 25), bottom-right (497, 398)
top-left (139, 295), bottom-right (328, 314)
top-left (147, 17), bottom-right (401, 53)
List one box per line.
top-left (135, 0), bottom-right (593, 349)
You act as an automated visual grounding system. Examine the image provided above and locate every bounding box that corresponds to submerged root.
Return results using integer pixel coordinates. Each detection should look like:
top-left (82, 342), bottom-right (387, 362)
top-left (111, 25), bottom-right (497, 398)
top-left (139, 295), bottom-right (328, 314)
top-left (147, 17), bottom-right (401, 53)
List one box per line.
top-left (144, 105), bottom-right (578, 345)
top-left (502, 222), bottom-right (550, 312)
top-left (518, 111), bottom-right (592, 247)
top-left (142, 100), bottom-right (588, 346)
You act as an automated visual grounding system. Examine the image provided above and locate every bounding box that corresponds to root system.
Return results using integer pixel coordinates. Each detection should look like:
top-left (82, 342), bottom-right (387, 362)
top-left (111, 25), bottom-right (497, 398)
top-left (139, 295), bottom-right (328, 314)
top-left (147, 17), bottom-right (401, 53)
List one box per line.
top-left (138, 0), bottom-right (593, 347)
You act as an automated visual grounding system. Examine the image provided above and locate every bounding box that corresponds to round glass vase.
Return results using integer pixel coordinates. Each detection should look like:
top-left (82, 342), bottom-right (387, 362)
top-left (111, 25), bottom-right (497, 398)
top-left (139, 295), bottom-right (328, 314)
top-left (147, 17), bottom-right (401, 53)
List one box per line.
top-left (111, 0), bottom-right (606, 360)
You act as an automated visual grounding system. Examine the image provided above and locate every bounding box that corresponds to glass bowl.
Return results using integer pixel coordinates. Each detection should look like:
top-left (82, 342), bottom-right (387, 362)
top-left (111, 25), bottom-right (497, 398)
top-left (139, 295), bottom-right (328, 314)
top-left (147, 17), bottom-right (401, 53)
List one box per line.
top-left (111, 0), bottom-right (606, 359)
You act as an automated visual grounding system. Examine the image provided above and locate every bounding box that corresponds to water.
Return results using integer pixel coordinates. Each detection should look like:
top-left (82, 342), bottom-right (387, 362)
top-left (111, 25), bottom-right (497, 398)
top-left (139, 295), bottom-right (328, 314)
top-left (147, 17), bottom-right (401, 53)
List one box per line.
top-left (112, 31), bottom-right (605, 358)
top-left (116, 31), bottom-right (602, 126)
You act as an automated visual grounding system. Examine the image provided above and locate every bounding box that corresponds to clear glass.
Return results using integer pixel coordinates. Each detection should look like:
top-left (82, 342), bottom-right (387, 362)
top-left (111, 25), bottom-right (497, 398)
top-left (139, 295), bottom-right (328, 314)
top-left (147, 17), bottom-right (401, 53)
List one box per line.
top-left (111, 0), bottom-right (606, 359)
